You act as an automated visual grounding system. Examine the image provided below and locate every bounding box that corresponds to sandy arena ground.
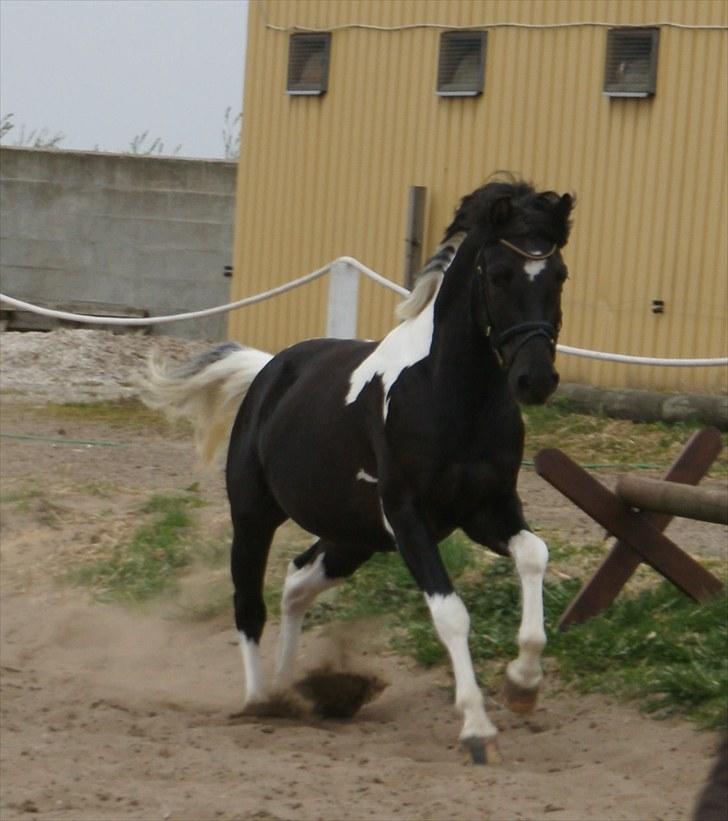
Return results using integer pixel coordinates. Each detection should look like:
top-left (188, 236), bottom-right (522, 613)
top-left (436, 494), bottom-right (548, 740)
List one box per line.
top-left (1, 330), bottom-right (724, 821)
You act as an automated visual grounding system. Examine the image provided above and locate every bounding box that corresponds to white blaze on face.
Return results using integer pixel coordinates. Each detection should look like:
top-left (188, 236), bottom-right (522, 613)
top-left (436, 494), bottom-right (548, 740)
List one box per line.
top-left (524, 259), bottom-right (547, 281)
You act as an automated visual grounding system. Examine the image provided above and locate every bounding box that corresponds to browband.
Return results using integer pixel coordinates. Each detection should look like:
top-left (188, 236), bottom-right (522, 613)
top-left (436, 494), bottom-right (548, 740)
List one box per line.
top-left (498, 239), bottom-right (558, 260)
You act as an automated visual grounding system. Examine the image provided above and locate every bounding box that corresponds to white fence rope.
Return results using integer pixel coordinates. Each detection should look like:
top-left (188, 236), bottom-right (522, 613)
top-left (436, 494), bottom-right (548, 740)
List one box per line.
top-left (1, 257), bottom-right (726, 367)
top-left (1, 264), bottom-right (330, 326)
top-left (555, 345), bottom-right (727, 368)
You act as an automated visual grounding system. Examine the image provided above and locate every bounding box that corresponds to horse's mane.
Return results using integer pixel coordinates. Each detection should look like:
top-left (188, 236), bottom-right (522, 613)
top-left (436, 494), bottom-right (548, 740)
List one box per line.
top-left (442, 172), bottom-right (573, 246)
top-left (397, 173), bottom-right (574, 321)
top-left (395, 270), bottom-right (444, 321)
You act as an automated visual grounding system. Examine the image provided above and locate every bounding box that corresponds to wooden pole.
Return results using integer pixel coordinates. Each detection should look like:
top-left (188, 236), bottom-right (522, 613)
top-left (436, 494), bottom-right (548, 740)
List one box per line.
top-left (616, 476), bottom-right (728, 525)
top-left (403, 186), bottom-right (426, 290)
top-left (535, 428), bottom-right (723, 630)
top-left (535, 448), bottom-right (724, 604)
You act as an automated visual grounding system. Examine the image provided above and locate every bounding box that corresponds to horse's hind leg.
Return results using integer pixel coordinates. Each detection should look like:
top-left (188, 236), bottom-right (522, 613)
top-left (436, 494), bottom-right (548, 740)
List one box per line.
top-left (274, 540), bottom-right (335, 688)
top-left (229, 482), bottom-right (284, 707)
top-left (275, 541), bottom-right (372, 687)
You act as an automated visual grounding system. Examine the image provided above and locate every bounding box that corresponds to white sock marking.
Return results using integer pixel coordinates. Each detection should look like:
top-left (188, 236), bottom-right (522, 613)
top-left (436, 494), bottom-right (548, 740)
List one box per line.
top-left (345, 280), bottom-right (441, 418)
top-left (275, 554), bottom-right (340, 685)
top-left (356, 468), bottom-right (378, 484)
top-left (506, 530), bottom-right (548, 690)
top-left (238, 633), bottom-right (265, 704)
top-left (426, 593), bottom-right (497, 740)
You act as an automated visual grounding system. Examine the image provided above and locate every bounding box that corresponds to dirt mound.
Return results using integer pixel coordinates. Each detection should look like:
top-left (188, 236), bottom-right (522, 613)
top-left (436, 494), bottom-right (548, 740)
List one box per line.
top-left (295, 668), bottom-right (387, 719)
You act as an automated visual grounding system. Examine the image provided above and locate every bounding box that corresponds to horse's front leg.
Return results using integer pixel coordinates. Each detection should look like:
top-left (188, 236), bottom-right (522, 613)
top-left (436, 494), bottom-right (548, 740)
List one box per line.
top-left (504, 530), bottom-right (548, 712)
top-left (381, 493), bottom-right (498, 764)
top-left (463, 504), bottom-right (549, 715)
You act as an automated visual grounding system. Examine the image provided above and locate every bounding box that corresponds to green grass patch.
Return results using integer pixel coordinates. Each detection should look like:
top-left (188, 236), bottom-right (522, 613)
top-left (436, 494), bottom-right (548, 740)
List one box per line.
top-left (0, 481), bottom-right (45, 507)
top-left (304, 532), bottom-right (727, 729)
top-left (67, 480), bottom-right (122, 499)
top-left (522, 399), bottom-right (728, 475)
top-left (69, 490), bottom-right (203, 602)
top-left (42, 398), bottom-right (191, 434)
top-left (550, 581), bottom-right (728, 728)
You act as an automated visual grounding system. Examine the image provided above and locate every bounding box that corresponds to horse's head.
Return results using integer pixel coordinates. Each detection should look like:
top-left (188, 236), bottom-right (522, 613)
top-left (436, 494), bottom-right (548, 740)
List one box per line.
top-left (457, 180), bottom-right (574, 405)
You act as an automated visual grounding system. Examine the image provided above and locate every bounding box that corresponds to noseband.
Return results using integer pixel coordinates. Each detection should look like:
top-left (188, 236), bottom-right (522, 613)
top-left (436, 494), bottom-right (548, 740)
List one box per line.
top-left (476, 239), bottom-right (558, 369)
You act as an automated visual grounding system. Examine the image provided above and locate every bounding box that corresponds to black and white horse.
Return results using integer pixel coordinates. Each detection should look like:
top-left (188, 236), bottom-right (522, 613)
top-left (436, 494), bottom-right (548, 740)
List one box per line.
top-left (142, 178), bottom-right (574, 763)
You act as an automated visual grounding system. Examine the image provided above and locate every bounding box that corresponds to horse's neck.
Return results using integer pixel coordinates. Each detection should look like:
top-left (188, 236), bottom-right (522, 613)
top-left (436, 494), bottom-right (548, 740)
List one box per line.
top-left (429, 273), bottom-right (504, 399)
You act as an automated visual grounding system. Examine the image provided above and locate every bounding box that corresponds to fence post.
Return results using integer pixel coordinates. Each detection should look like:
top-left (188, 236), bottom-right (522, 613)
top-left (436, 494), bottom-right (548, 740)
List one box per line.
top-left (403, 185), bottom-right (426, 289)
top-left (326, 260), bottom-right (359, 338)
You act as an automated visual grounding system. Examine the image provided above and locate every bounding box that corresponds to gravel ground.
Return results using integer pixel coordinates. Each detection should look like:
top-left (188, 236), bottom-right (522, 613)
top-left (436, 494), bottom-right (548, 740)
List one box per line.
top-left (0, 329), bottom-right (211, 403)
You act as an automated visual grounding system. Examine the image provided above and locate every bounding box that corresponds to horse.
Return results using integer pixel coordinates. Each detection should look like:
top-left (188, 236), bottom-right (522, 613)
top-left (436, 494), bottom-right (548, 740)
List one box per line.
top-left (141, 177), bottom-right (574, 764)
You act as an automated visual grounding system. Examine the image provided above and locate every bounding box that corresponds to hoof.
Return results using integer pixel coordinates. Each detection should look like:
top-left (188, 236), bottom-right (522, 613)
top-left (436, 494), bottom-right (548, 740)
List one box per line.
top-left (502, 676), bottom-right (540, 714)
top-left (461, 736), bottom-right (501, 765)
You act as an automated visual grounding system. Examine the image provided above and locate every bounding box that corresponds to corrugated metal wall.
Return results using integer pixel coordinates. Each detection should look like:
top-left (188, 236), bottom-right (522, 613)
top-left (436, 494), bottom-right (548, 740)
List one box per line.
top-left (231, 0), bottom-right (727, 393)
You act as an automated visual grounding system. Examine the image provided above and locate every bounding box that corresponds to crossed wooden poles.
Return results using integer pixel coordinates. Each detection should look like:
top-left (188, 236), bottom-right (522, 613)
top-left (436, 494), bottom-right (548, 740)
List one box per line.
top-left (534, 427), bottom-right (725, 630)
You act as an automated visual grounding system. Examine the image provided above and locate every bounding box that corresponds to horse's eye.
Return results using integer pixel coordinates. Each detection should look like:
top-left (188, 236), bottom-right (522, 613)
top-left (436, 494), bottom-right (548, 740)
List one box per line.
top-left (490, 269), bottom-right (514, 287)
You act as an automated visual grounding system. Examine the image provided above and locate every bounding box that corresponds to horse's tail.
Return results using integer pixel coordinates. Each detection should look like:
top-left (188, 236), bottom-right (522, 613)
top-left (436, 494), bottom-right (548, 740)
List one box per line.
top-left (139, 341), bottom-right (273, 464)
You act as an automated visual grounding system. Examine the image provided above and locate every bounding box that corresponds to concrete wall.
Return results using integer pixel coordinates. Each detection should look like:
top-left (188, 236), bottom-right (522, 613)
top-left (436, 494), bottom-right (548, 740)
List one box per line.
top-left (0, 147), bottom-right (237, 339)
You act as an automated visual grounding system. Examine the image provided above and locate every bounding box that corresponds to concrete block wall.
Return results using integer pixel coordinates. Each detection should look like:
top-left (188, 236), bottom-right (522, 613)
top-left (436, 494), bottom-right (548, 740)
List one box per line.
top-left (0, 147), bottom-right (237, 339)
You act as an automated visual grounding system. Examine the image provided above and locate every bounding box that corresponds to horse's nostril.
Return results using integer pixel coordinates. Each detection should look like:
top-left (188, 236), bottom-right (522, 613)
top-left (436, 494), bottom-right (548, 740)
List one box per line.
top-left (517, 374), bottom-right (530, 392)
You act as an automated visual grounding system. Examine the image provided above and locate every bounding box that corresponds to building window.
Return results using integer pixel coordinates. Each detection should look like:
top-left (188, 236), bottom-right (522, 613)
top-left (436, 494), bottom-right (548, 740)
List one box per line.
top-left (287, 33), bottom-right (331, 95)
top-left (604, 28), bottom-right (659, 97)
top-left (437, 31), bottom-right (486, 97)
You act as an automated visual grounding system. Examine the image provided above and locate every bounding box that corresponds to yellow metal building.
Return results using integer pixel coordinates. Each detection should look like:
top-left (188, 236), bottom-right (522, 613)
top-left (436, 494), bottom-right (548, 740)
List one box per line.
top-left (231, 0), bottom-right (727, 393)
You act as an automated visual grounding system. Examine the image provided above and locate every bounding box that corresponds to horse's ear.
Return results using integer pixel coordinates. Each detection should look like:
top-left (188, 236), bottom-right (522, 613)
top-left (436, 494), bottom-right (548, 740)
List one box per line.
top-left (490, 195), bottom-right (513, 227)
top-left (555, 193), bottom-right (575, 246)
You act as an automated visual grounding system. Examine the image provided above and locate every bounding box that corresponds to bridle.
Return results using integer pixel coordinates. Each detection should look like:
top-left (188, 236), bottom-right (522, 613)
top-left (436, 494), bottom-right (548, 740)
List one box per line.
top-left (475, 239), bottom-right (559, 369)
top-left (498, 238), bottom-right (557, 261)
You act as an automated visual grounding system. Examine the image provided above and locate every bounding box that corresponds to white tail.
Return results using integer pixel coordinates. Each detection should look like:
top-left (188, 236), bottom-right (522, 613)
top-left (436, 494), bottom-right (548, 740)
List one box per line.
top-left (139, 342), bottom-right (273, 464)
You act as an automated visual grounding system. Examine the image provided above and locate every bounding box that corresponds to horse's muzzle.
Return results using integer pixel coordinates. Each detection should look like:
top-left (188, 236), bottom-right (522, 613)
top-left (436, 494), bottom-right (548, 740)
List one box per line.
top-left (508, 338), bottom-right (560, 405)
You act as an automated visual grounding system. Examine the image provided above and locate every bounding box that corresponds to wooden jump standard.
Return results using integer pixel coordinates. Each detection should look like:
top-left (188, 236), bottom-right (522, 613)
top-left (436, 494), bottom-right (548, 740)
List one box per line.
top-left (616, 476), bottom-right (728, 526)
top-left (534, 427), bottom-right (725, 630)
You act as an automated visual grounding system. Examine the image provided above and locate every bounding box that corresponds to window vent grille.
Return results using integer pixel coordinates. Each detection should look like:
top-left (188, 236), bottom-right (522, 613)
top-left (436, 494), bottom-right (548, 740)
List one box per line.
top-left (287, 33), bottom-right (331, 95)
top-left (604, 28), bottom-right (659, 97)
top-left (437, 31), bottom-right (486, 97)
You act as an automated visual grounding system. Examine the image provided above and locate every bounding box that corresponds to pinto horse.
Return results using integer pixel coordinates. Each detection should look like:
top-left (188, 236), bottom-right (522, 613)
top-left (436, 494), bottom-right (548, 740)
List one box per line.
top-left (142, 178), bottom-right (574, 763)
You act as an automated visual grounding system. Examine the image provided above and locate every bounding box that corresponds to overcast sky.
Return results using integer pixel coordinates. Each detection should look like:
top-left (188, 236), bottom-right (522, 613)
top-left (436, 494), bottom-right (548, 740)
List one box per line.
top-left (0, 0), bottom-right (248, 159)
